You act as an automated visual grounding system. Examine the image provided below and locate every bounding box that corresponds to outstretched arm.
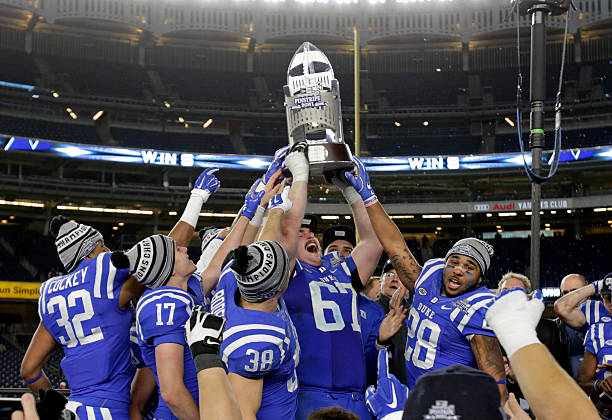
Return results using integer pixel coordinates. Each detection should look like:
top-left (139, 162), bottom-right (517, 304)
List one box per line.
top-left (169, 168), bottom-right (220, 247)
top-left (344, 157), bottom-right (421, 293)
top-left (327, 171), bottom-right (382, 285)
top-left (279, 143), bottom-right (309, 268)
top-left (487, 289), bottom-right (600, 420)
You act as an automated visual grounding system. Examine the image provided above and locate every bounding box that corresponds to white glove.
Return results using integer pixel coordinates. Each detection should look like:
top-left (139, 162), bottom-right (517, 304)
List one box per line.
top-left (325, 171), bottom-right (361, 205)
top-left (269, 186), bottom-right (293, 214)
top-left (284, 141), bottom-right (309, 183)
top-left (485, 288), bottom-right (543, 359)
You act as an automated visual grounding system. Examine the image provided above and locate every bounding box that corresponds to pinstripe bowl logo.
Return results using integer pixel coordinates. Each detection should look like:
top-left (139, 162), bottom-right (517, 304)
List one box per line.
top-left (330, 257), bottom-right (342, 267)
top-left (606, 340), bottom-right (612, 346)
top-left (452, 299), bottom-right (472, 315)
top-left (602, 317), bottom-right (612, 322)
top-left (418, 288), bottom-right (427, 296)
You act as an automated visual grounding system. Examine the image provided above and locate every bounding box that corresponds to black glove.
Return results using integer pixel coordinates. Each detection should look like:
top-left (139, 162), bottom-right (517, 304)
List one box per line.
top-left (185, 306), bottom-right (227, 372)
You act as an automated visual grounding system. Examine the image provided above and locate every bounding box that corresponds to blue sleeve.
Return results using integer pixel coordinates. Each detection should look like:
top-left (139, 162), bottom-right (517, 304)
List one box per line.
top-left (584, 325), bottom-right (596, 356)
top-left (130, 323), bottom-right (146, 368)
top-left (137, 295), bottom-right (191, 348)
top-left (91, 252), bottom-right (131, 301)
top-left (223, 337), bottom-right (283, 379)
top-left (414, 259), bottom-right (445, 289)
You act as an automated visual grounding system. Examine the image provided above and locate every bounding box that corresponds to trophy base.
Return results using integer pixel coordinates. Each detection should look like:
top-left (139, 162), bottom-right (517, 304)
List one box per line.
top-left (306, 142), bottom-right (353, 176)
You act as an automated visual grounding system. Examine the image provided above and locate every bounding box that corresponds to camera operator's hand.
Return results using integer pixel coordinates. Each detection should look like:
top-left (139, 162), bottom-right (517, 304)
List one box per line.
top-left (284, 142), bottom-right (309, 183)
top-left (11, 393), bottom-right (38, 420)
top-left (345, 156), bottom-right (377, 207)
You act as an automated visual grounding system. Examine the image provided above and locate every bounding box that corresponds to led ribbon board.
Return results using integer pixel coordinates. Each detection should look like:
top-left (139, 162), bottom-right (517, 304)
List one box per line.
top-left (2, 136), bottom-right (610, 171)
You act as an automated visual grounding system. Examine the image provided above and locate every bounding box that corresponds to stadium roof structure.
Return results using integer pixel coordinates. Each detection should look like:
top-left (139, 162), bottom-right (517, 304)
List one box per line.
top-left (1, 0), bottom-right (610, 46)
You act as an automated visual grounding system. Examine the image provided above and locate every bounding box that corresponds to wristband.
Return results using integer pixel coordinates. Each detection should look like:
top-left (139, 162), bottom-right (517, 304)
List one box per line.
top-left (595, 379), bottom-right (601, 392)
top-left (496, 379), bottom-right (507, 385)
top-left (249, 206), bottom-right (266, 228)
top-left (592, 280), bottom-right (603, 295)
top-left (24, 369), bottom-right (43, 384)
top-left (192, 353), bottom-right (224, 373)
top-left (179, 195), bottom-right (205, 227)
top-left (341, 186), bottom-right (362, 206)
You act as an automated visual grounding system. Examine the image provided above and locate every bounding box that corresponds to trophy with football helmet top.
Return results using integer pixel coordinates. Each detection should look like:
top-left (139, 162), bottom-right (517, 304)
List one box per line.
top-left (283, 42), bottom-right (353, 176)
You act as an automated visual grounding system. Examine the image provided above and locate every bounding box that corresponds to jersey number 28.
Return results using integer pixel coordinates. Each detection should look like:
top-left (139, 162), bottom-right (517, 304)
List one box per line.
top-left (405, 306), bottom-right (441, 369)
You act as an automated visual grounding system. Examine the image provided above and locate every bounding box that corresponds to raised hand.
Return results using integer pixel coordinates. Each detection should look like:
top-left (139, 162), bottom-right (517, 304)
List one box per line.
top-left (485, 288), bottom-right (544, 358)
top-left (242, 188), bottom-right (265, 220)
top-left (185, 305), bottom-right (226, 372)
top-left (344, 156), bottom-right (377, 207)
top-left (264, 146), bottom-right (290, 184)
top-left (192, 167), bottom-right (220, 200)
top-left (269, 185), bottom-right (293, 214)
top-left (365, 349), bottom-right (409, 419)
top-left (324, 169), bottom-right (361, 205)
top-left (284, 141), bottom-right (309, 183)
top-left (378, 306), bottom-right (407, 343)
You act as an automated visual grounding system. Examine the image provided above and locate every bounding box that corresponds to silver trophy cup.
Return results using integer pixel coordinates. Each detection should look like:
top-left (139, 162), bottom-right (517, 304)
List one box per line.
top-left (283, 42), bottom-right (353, 177)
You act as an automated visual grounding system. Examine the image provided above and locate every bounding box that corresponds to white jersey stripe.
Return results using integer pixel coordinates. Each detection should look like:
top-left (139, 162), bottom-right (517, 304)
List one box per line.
top-left (136, 292), bottom-right (194, 340)
top-left (106, 260), bottom-right (116, 299)
top-left (86, 406), bottom-right (96, 420)
top-left (341, 261), bottom-right (351, 277)
top-left (100, 407), bottom-right (112, 420)
top-left (595, 302), bottom-right (601, 324)
top-left (222, 334), bottom-right (286, 365)
top-left (223, 324), bottom-right (286, 340)
top-left (599, 323), bottom-right (605, 354)
top-left (93, 254), bottom-right (104, 299)
top-left (415, 259), bottom-right (445, 289)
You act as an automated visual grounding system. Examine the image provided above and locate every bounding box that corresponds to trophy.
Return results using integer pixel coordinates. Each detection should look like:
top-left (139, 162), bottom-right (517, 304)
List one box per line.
top-left (283, 42), bottom-right (353, 177)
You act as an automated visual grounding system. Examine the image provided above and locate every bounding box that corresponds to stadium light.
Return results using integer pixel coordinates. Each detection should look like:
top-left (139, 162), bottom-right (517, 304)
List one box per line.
top-left (118, 222), bottom-right (125, 226)
top-left (321, 215), bottom-right (340, 220)
top-left (199, 212), bottom-right (237, 218)
top-left (499, 212), bottom-right (517, 217)
top-left (390, 215), bottom-right (414, 219)
top-left (164, 101), bottom-right (171, 108)
top-left (436, 227), bottom-right (442, 231)
top-left (545, 223), bottom-right (550, 227)
top-left (505, 117), bottom-right (515, 127)
top-left (178, 117), bottom-right (185, 123)
top-left (112, 226), bottom-right (118, 231)
top-left (69, 112), bottom-right (78, 120)
top-left (0, 200), bottom-right (44, 208)
top-left (52, 91), bottom-right (60, 98)
top-left (422, 121), bottom-right (429, 126)
top-left (93, 110), bottom-right (104, 121)
top-left (394, 121), bottom-right (401, 127)
top-left (203, 118), bottom-right (213, 128)
top-left (66, 108), bottom-right (72, 113)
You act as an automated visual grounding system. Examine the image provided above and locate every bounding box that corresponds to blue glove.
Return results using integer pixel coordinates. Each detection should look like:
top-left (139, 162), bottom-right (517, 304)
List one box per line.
top-left (345, 157), bottom-right (377, 207)
top-left (192, 167), bottom-right (220, 200)
top-left (264, 146), bottom-right (290, 184)
top-left (365, 349), bottom-right (408, 420)
top-left (242, 189), bottom-right (265, 220)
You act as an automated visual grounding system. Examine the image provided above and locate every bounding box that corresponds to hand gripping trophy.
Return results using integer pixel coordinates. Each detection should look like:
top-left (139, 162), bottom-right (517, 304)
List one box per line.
top-left (283, 42), bottom-right (353, 177)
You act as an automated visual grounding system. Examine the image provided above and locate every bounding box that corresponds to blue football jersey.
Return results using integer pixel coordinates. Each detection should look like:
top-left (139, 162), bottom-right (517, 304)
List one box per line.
top-left (37, 252), bottom-right (132, 403)
top-left (357, 294), bottom-right (385, 387)
top-left (580, 300), bottom-right (612, 328)
top-left (136, 275), bottom-right (204, 419)
top-left (585, 322), bottom-right (612, 381)
top-left (404, 258), bottom-right (496, 388)
top-left (283, 252), bottom-right (367, 392)
top-left (211, 267), bottom-right (300, 420)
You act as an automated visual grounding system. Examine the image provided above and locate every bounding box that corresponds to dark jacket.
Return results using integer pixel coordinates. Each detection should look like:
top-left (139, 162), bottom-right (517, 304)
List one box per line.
top-left (376, 294), bottom-right (409, 385)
